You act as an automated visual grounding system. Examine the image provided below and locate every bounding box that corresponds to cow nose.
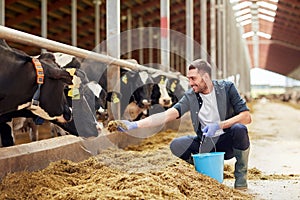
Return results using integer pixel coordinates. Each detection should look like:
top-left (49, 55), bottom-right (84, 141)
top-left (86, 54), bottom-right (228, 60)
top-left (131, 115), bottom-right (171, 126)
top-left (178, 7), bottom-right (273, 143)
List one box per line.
top-left (142, 99), bottom-right (151, 106)
top-left (164, 99), bottom-right (170, 105)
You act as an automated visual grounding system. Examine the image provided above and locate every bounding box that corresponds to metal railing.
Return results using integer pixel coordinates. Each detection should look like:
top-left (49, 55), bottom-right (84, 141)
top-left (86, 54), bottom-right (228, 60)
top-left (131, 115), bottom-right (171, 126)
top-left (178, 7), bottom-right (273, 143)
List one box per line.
top-left (0, 25), bottom-right (182, 79)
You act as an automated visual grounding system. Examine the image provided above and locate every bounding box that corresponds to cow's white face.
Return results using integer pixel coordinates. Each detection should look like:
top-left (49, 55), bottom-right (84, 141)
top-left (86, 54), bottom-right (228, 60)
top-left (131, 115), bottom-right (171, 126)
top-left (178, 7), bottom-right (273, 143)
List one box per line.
top-left (157, 76), bottom-right (172, 107)
top-left (159, 85), bottom-right (172, 107)
top-left (53, 53), bottom-right (75, 68)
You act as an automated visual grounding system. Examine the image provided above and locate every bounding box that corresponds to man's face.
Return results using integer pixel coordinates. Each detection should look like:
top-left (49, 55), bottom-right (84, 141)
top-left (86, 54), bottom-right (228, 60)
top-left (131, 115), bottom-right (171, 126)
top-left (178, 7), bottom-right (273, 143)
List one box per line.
top-left (187, 68), bottom-right (208, 94)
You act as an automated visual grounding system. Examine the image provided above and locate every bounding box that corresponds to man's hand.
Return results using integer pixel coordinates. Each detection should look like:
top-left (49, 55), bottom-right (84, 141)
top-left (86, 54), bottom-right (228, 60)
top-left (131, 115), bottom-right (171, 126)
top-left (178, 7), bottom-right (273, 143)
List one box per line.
top-left (108, 120), bottom-right (138, 132)
top-left (202, 123), bottom-right (220, 137)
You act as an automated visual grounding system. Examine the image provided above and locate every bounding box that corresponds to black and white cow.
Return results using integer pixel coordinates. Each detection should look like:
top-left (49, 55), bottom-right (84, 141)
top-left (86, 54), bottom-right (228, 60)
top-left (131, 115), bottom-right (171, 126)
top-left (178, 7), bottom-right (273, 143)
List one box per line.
top-left (119, 69), bottom-right (156, 121)
top-left (0, 40), bottom-right (74, 146)
top-left (0, 40), bottom-right (73, 119)
top-left (50, 52), bottom-right (108, 137)
top-left (79, 57), bottom-right (156, 121)
top-left (166, 76), bottom-right (188, 106)
top-left (151, 74), bottom-right (173, 108)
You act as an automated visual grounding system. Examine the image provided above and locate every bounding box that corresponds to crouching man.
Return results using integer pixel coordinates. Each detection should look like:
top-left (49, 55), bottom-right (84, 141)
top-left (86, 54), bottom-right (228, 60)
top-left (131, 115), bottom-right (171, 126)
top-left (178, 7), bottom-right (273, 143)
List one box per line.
top-left (110, 59), bottom-right (252, 190)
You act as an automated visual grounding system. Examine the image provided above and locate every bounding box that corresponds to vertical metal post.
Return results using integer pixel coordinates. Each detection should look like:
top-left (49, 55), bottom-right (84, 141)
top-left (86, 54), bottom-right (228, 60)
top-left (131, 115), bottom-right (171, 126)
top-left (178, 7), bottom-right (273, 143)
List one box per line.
top-left (139, 17), bottom-right (144, 64)
top-left (127, 9), bottom-right (132, 58)
top-left (160, 0), bottom-right (170, 72)
top-left (72, 0), bottom-right (77, 47)
top-left (106, 0), bottom-right (120, 119)
top-left (222, 0), bottom-right (227, 78)
top-left (41, 0), bottom-right (47, 53)
top-left (149, 25), bottom-right (153, 64)
top-left (217, 0), bottom-right (222, 79)
top-left (200, 0), bottom-right (207, 60)
top-left (0, 0), bottom-right (4, 26)
top-left (180, 42), bottom-right (185, 74)
top-left (186, 0), bottom-right (194, 69)
top-left (252, 2), bottom-right (259, 68)
top-left (210, 0), bottom-right (217, 79)
top-left (170, 41), bottom-right (174, 69)
top-left (175, 44), bottom-right (179, 71)
top-left (94, 0), bottom-right (101, 51)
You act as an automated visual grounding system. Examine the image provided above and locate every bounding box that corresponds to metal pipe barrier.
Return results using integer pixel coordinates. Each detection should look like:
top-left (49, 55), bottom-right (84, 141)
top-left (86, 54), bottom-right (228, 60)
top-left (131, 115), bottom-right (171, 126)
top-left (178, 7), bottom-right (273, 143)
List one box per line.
top-left (0, 25), bottom-right (181, 79)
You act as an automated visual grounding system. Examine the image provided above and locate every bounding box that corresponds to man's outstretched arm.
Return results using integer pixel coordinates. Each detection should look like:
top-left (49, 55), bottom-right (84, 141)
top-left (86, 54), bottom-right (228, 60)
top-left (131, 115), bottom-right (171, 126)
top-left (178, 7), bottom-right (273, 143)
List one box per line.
top-left (136, 107), bottom-right (180, 128)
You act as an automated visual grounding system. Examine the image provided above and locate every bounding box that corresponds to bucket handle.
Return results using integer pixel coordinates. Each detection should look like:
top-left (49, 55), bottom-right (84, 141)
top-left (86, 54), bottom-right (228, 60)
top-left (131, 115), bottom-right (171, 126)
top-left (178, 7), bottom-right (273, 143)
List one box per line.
top-left (198, 136), bottom-right (217, 154)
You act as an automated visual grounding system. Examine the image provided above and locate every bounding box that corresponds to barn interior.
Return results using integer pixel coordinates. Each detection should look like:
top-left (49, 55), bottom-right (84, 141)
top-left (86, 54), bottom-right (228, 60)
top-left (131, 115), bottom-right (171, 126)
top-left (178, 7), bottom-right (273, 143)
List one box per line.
top-left (0, 1), bottom-right (300, 198)
top-left (1, 0), bottom-right (300, 93)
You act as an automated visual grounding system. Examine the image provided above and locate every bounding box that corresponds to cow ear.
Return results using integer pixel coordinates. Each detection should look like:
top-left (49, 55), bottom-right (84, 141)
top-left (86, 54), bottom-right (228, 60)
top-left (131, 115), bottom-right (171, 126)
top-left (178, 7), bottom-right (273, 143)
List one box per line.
top-left (47, 67), bottom-right (73, 85)
top-left (38, 52), bottom-right (56, 62)
top-left (107, 91), bottom-right (122, 103)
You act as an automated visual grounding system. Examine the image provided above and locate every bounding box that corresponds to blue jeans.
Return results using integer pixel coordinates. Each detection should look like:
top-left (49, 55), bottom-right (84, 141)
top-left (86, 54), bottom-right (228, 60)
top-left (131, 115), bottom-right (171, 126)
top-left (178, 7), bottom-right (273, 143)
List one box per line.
top-left (170, 123), bottom-right (250, 161)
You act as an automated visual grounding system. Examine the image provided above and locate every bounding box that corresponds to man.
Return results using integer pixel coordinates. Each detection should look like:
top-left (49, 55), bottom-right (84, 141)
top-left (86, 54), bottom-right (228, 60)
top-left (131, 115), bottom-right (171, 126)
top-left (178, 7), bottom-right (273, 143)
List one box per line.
top-left (111, 59), bottom-right (251, 190)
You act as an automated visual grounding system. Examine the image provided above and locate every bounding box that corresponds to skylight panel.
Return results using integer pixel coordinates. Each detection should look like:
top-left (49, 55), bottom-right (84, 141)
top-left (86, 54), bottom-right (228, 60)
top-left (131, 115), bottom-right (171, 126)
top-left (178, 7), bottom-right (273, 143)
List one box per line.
top-left (257, 1), bottom-right (277, 11)
top-left (236, 13), bottom-right (252, 22)
top-left (235, 8), bottom-right (251, 17)
top-left (257, 31), bottom-right (271, 39)
top-left (258, 8), bottom-right (276, 17)
top-left (258, 14), bottom-right (275, 22)
top-left (233, 1), bottom-right (252, 10)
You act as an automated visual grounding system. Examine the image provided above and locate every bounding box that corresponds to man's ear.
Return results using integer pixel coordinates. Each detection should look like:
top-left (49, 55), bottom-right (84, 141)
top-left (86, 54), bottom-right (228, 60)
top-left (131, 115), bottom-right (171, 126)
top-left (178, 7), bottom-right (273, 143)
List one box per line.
top-left (202, 72), bottom-right (210, 81)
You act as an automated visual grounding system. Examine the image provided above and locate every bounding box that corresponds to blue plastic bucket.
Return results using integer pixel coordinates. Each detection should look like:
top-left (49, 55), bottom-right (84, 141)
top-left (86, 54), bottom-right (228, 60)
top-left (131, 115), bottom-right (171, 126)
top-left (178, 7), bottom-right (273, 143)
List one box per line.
top-left (192, 152), bottom-right (225, 183)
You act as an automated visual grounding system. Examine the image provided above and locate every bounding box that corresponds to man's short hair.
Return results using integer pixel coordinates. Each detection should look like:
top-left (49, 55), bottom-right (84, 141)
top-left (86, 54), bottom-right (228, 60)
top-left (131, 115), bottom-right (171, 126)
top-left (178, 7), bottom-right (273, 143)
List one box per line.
top-left (188, 59), bottom-right (212, 77)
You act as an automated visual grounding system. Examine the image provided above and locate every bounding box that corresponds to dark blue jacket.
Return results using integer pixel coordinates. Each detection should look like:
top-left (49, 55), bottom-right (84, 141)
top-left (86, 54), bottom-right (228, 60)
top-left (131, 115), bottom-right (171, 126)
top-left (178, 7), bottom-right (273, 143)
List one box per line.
top-left (173, 80), bottom-right (249, 137)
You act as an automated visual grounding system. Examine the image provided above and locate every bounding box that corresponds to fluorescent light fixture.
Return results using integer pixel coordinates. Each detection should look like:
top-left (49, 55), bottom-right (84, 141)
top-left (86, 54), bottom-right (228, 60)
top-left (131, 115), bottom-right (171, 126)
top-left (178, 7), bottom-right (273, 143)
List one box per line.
top-left (258, 14), bottom-right (275, 22)
top-left (258, 8), bottom-right (276, 17)
top-left (236, 13), bottom-right (252, 22)
top-left (269, 0), bottom-right (279, 3)
top-left (257, 1), bottom-right (277, 11)
top-left (233, 1), bottom-right (252, 10)
top-left (235, 8), bottom-right (251, 17)
top-left (242, 31), bottom-right (254, 38)
top-left (257, 31), bottom-right (271, 39)
top-left (240, 19), bottom-right (252, 26)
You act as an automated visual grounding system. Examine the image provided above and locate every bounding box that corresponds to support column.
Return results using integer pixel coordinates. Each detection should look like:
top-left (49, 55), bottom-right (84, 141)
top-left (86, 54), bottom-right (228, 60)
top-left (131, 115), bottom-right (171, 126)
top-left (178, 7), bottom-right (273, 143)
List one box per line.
top-left (139, 17), bottom-right (144, 64)
top-left (217, 0), bottom-right (222, 79)
top-left (251, 2), bottom-right (259, 67)
top-left (160, 0), bottom-right (170, 72)
top-left (41, 0), bottom-right (47, 53)
top-left (149, 25), bottom-right (153, 64)
top-left (210, 0), bottom-right (216, 79)
top-left (0, 0), bottom-right (4, 25)
top-left (200, 0), bottom-right (207, 60)
top-left (127, 9), bottom-right (132, 58)
top-left (94, 0), bottom-right (101, 51)
top-left (222, 0), bottom-right (227, 78)
top-left (106, 0), bottom-right (120, 119)
top-left (186, 0), bottom-right (194, 69)
top-left (72, 0), bottom-right (77, 47)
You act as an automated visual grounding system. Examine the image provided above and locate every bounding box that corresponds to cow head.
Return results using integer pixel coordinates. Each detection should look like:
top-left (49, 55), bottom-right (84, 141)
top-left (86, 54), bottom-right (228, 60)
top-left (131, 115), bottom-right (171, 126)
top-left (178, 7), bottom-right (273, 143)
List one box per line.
top-left (120, 69), bottom-right (156, 114)
top-left (152, 74), bottom-right (173, 108)
top-left (35, 53), bottom-right (73, 122)
top-left (51, 53), bottom-right (113, 137)
top-left (166, 77), bottom-right (186, 106)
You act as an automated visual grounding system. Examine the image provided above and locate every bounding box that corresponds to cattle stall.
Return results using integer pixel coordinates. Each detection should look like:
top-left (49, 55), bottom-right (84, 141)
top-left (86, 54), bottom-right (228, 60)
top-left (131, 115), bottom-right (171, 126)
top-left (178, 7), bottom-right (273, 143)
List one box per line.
top-left (0, 25), bottom-right (187, 179)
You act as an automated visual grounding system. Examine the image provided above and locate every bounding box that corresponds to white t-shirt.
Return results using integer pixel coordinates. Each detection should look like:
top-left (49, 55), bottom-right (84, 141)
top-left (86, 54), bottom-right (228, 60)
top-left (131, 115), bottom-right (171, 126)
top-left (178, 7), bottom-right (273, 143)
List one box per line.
top-left (198, 88), bottom-right (224, 137)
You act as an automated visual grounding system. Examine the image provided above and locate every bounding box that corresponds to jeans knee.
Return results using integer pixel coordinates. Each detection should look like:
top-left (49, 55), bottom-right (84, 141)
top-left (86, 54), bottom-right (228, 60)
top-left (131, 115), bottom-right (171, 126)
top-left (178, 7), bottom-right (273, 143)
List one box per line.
top-left (170, 138), bottom-right (181, 157)
top-left (231, 123), bottom-right (250, 150)
top-left (170, 137), bottom-right (192, 160)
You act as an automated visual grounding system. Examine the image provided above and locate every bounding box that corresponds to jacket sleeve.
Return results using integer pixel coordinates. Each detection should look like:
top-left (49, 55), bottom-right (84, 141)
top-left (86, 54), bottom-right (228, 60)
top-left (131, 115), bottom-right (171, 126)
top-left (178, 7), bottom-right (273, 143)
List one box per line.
top-left (172, 93), bottom-right (191, 119)
top-left (227, 82), bottom-right (249, 114)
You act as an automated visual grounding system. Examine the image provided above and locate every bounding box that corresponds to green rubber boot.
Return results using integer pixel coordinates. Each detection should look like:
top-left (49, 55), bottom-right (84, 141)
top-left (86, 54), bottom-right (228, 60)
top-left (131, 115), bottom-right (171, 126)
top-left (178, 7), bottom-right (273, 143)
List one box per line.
top-left (233, 147), bottom-right (250, 190)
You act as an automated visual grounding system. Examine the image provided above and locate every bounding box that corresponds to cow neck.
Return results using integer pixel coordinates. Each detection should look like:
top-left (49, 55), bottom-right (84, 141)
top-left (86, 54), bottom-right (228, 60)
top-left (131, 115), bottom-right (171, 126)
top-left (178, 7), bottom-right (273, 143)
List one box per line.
top-left (30, 58), bottom-right (44, 108)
